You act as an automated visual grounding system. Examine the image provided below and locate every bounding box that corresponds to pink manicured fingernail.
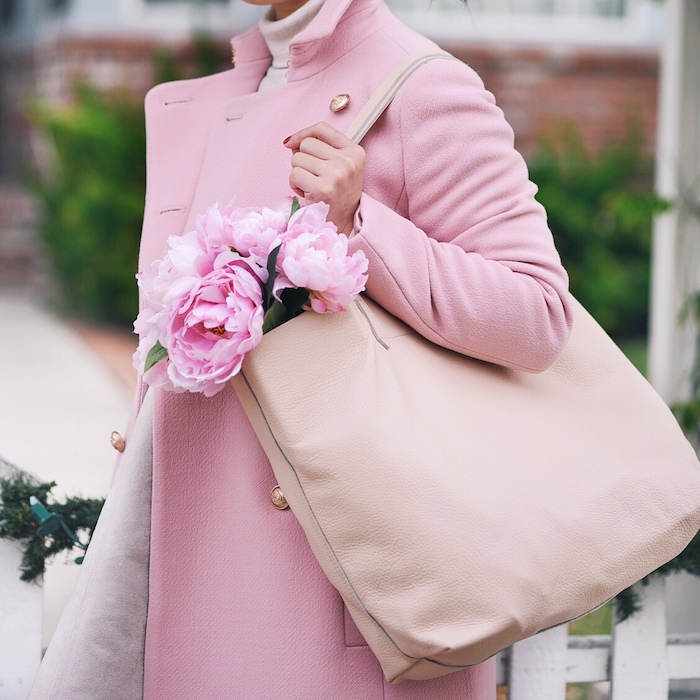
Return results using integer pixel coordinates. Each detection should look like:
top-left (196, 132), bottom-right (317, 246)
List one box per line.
top-left (283, 136), bottom-right (291, 144)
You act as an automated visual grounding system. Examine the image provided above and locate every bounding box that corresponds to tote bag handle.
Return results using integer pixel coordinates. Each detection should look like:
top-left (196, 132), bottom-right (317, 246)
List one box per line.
top-left (344, 52), bottom-right (458, 145)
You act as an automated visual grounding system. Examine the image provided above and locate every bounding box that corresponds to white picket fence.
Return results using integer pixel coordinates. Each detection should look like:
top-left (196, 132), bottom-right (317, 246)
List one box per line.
top-left (494, 576), bottom-right (700, 699)
top-left (1, 547), bottom-right (699, 700)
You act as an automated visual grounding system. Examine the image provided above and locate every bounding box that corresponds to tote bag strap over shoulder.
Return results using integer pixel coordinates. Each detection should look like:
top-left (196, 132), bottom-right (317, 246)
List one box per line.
top-left (344, 52), bottom-right (458, 145)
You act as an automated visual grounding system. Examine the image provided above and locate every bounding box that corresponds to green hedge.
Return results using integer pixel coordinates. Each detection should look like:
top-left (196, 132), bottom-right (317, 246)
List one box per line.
top-left (29, 82), bottom-right (146, 327)
top-left (528, 122), bottom-right (668, 341)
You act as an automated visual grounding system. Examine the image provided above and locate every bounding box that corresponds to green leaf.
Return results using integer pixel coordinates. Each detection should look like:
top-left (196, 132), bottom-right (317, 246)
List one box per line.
top-left (144, 341), bottom-right (168, 373)
top-left (262, 299), bottom-right (291, 334)
top-left (280, 287), bottom-right (309, 317)
top-left (290, 197), bottom-right (301, 217)
top-left (263, 244), bottom-right (282, 311)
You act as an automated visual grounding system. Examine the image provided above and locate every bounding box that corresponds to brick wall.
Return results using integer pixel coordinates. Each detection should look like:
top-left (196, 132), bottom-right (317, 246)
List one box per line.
top-left (449, 43), bottom-right (659, 156)
top-left (0, 38), bottom-right (161, 183)
top-left (0, 36), bottom-right (232, 182)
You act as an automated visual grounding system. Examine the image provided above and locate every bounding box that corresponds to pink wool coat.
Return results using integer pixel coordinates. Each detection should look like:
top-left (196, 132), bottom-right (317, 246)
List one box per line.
top-left (31, 0), bottom-right (572, 698)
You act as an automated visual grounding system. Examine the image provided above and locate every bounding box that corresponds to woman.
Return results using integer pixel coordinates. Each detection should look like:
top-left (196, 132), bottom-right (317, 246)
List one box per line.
top-left (30, 0), bottom-right (572, 697)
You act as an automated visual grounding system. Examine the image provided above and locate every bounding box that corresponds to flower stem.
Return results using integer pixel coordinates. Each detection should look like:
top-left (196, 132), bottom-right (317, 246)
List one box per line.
top-left (262, 300), bottom-right (291, 334)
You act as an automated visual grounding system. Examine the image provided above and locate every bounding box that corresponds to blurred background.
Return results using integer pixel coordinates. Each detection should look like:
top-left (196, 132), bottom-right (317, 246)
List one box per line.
top-left (0, 0), bottom-right (668, 347)
top-left (0, 1), bottom-right (699, 699)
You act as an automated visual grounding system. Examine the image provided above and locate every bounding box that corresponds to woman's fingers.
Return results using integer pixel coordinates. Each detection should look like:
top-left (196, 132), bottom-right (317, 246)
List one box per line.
top-left (294, 136), bottom-right (338, 160)
top-left (283, 121), bottom-right (365, 235)
top-left (289, 167), bottom-right (319, 200)
top-left (290, 150), bottom-right (326, 177)
top-left (284, 122), bottom-right (351, 151)
top-left (290, 156), bottom-right (356, 202)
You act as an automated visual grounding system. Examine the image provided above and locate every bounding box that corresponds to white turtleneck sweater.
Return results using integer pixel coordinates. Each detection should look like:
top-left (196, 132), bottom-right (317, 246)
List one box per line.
top-left (257, 0), bottom-right (326, 92)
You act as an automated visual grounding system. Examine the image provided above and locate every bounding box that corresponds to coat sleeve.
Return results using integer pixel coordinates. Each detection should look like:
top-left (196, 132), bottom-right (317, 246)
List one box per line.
top-left (346, 57), bottom-right (573, 373)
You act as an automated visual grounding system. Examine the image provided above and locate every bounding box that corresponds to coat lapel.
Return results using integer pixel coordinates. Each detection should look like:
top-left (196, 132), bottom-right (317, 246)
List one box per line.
top-left (28, 391), bottom-right (155, 700)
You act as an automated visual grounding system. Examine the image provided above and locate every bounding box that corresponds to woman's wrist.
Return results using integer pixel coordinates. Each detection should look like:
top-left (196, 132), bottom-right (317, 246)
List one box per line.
top-left (342, 201), bottom-right (363, 239)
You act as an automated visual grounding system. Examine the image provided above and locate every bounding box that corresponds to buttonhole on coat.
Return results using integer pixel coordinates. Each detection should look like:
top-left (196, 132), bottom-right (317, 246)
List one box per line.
top-left (163, 98), bottom-right (192, 106)
top-left (159, 207), bottom-right (186, 215)
top-left (226, 114), bottom-right (243, 122)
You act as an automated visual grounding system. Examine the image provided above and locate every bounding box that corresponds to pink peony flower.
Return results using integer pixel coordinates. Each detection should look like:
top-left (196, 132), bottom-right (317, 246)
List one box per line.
top-left (222, 203), bottom-right (288, 268)
top-left (194, 204), bottom-right (229, 250)
top-left (133, 197), bottom-right (368, 397)
top-left (275, 202), bottom-right (368, 313)
top-left (133, 256), bottom-right (184, 393)
top-left (162, 251), bottom-right (265, 396)
top-left (132, 304), bottom-right (177, 392)
top-left (133, 214), bottom-right (267, 395)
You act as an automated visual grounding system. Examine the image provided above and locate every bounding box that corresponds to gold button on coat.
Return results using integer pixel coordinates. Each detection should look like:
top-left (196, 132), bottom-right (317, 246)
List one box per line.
top-left (270, 485), bottom-right (289, 510)
top-left (329, 94), bottom-right (351, 112)
top-left (110, 431), bottom-right (126, 453)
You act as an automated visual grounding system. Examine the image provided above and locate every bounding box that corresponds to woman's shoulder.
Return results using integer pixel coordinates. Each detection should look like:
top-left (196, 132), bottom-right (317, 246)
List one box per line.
top-left (397, 52), bottom-right (488, 106)
top-left (354, 11), bottom-right (505, 159)
top-left (374, 42), bottom-right (496, 130)
top-left (373, 6), bottom-right (486, 92)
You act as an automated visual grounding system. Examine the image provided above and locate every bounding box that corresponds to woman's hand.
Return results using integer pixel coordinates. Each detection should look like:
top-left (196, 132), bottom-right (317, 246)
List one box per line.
top-left (283, 122), bottom-right (365, 236)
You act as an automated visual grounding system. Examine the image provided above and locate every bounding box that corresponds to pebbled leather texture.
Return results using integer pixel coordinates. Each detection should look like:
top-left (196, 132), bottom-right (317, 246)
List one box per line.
top-left (232, 294), bottom-right (700, 683)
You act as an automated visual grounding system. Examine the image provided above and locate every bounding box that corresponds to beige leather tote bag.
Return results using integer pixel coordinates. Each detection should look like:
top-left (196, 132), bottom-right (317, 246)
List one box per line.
top-left (232, 54), bottom-right (700, 684)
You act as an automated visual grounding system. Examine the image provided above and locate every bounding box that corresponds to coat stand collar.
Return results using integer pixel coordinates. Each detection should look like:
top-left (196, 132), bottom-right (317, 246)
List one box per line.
top-left (231, 0), bottom-right (386, 81)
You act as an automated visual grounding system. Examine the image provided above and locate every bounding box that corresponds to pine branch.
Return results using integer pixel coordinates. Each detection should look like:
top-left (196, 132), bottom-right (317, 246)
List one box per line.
top-left (0, 473), bottom-right (104, 582)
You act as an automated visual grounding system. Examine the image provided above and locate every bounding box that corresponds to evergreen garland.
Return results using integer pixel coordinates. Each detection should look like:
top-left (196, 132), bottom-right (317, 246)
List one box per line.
top-left (0, 463), bottom-right (104, 582)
